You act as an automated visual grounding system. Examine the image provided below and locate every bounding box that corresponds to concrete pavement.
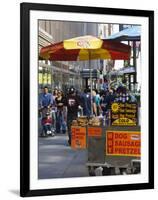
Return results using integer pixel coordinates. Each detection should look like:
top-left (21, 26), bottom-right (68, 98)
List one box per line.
top-left (38, 133), bottom-right (89, 179)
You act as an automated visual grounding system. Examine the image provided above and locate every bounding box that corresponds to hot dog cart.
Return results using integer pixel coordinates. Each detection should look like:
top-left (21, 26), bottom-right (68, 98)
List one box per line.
top-left (71, 102), bottom-right (141, 176)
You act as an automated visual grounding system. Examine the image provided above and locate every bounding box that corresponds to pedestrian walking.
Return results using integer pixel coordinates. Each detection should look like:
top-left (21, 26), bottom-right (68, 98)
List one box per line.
top-left (55, 90), bottom-right (66, 134)
top-left (65, 87), bottom-right (80, 145)
top-left (92, 90), bottom-right (98, 116)
top-left (52, 89), bottom-right (58, 101)
top-left (51, 89), bottom-right (58, 132)
top-left (80, 88), bottom-right (91, 117)
top-left (39, 86), bottom-right (54, 136)
top-left (39, 86), bottom-right (54, 109)
top-left (95, 89), bottom-right (102, 116)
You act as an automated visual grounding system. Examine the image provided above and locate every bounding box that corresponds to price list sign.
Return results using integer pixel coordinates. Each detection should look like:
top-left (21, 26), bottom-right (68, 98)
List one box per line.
top-left (88, 127), bottom-right (102, 137)
top-left (111, 102), bottom-right (138, 126)
top-left (71, 126), bottom-right (87, 149)
top-left (106, 130), bottom-right (141, 157)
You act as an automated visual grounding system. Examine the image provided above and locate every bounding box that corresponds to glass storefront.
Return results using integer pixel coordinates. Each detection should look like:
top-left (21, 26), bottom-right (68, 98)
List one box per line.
top-left (38, 63), bottom-right (83, 94)
top-left (38, 66), bottom-right (52, 92)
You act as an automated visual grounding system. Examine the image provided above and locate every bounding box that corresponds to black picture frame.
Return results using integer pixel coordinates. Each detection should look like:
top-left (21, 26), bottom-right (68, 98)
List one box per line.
top-left (20, 2), bottom-right (154, 197)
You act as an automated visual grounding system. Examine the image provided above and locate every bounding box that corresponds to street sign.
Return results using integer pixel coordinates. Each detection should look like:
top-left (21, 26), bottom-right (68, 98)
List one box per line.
top-left (80, 69), bottom-right (99, 79)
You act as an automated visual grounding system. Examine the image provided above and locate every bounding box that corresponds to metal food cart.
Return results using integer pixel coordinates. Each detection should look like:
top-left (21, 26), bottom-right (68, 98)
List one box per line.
top-left (86, 125), bottom-right (140, 176)
top-left (71, 101), bottom-right (141, 176)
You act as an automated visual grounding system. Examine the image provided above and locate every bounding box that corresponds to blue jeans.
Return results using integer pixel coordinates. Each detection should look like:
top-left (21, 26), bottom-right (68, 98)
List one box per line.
top-left (51, 110), bottom-right (56, 130)
top-left (56, 110), bottom-right (66, 133)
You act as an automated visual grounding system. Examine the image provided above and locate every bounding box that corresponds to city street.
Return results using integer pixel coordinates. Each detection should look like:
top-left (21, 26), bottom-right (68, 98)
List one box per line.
top-left (38, 134), bottom-right (89, 179)
top-left (38, 21), bottom-right (142, 180)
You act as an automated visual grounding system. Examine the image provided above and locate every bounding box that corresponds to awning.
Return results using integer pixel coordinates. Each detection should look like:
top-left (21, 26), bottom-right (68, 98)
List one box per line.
top-left (119, 66), bottom-right (136, 74)
top-left (109, 66), bottom-right (135, 76)
top-left (105, 26), bottom-right (141, 41)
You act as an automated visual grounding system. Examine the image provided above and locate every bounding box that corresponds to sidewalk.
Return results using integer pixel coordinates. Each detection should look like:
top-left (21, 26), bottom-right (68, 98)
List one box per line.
top-left (38, 134), bottom-right (89, 179)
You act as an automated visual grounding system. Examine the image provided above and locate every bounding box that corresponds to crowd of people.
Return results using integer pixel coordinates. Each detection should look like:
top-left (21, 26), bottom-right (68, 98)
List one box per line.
top-left (39, 86), bottom-right (81, 145)
top-left (38, 84), bottom-right (137, 145)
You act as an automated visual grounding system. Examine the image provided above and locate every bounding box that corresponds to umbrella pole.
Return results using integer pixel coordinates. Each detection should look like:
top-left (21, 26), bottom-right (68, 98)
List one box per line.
top-left (89, 50), bottom-right (93, 116)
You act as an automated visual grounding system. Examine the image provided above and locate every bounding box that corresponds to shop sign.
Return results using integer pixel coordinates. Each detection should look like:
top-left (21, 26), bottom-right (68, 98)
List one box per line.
top-left (106, 130), bottom-right (141, 157)
top-left (88, 127), bottom-right (102, 137)
top-left (111, 102), bottom-right (137, 126)
top-left (71, 126), bottom-right (87, 149)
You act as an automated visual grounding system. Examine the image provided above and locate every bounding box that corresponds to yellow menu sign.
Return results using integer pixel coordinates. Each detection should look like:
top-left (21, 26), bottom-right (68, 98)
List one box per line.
top-left (111, 103), bottom-right (137, 126)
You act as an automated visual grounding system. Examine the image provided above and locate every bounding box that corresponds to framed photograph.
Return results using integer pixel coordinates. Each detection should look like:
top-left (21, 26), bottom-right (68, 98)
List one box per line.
top-left (20, 2), bottom-right (154, 197)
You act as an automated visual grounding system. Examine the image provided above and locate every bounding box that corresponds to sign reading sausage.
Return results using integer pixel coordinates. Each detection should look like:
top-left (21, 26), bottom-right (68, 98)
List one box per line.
top-left (106, 130), bottom-right (141, 157)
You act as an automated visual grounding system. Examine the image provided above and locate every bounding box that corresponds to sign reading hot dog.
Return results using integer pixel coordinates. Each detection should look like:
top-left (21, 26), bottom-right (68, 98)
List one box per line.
top-left (106, 130), bottom-right (141, 157)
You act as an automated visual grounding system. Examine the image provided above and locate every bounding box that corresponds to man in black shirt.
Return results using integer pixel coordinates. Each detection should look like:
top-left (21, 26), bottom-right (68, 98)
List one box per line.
top-left (65, 87), bottom-right (80, 145)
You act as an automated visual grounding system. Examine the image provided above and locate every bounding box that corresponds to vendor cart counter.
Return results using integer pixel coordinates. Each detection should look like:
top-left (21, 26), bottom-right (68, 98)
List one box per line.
top-left (71, 125), bottom-right (141, 174)
top-left (87, 125), bottom-right (141, 175)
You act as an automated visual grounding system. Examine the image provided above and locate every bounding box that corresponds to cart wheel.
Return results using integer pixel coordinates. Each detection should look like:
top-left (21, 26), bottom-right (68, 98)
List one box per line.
top-left (131, 161), bottom-right (141, 174)
top-left (88, 166), bottom-right (96, 176)
top-left (102, 167), bottom-right (115, 175)
top-left (133, 167), bottom-right (140, 174)
top-left (110, 167), bottom-right (116, 175)
top-left (102, 167), bottom-right (111, 175)
top-left (120, 168), bottom-right (128, 175)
